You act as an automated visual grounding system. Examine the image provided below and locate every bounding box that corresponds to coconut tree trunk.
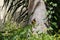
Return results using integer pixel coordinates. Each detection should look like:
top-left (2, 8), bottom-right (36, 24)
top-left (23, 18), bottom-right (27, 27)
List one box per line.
top-left (0, 0), bottom-right (48, 33)
top-left (28, 0), bottom-right (48, 33)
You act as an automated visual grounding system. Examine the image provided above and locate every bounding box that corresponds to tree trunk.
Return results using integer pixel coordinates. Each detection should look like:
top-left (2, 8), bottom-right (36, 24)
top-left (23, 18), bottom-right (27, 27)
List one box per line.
top-left (0, 0), bottom-right (48, 33)
top-left (28, 0), bottom-right (48, 33)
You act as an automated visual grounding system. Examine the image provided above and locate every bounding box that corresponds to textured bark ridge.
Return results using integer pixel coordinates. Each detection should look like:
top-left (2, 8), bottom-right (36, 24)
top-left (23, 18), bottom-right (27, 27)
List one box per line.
top-left (0, 0), bottom-right (4, 23)
top-left (0, 0), bottom-right (5, 30)
top-left (29, 0), bottom-right (48, 33)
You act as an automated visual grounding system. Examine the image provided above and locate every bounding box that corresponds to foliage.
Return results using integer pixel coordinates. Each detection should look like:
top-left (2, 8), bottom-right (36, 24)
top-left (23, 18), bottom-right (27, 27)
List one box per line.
top-left (44, 0), bottom-right (60, 34)
top-left (0, 22), bottom-right (60, 40)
